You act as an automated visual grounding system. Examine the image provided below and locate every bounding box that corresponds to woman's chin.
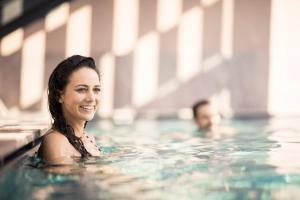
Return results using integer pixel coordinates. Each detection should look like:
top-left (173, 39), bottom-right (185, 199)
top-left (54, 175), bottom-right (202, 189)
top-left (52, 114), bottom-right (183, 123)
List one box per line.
top-left (79, 113), bottom-right (96, 121)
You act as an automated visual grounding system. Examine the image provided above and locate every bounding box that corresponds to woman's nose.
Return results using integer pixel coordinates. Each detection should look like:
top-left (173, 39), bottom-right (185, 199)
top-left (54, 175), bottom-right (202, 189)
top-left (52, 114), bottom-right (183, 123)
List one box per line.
top-left (85, 90), bottom-right (95, 101)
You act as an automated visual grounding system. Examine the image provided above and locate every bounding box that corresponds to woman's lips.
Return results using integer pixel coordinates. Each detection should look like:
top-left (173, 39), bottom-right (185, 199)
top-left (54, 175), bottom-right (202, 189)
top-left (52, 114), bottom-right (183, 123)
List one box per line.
top-left (79, 105), bottom-right (95, 112)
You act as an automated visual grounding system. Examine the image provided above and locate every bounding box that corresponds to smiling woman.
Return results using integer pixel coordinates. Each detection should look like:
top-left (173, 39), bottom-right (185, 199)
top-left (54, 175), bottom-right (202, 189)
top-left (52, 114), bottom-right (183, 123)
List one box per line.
top-left (38, 55), bottom-right (101, 164)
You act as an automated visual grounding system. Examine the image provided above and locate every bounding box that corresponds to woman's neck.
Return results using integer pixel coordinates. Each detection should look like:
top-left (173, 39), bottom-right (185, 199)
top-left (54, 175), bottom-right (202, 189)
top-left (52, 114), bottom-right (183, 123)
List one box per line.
top-left (66, 120), bottom-right (85, 137)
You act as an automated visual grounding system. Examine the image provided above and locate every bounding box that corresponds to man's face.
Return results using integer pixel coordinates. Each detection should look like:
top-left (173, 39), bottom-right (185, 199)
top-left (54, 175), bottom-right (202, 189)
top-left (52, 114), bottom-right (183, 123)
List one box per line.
top-left (194, 104), bottom-right (220, 132)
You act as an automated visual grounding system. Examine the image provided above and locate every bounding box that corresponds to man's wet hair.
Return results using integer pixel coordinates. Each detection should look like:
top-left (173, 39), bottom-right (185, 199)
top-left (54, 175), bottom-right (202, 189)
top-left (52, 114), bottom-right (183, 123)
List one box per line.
top-left (192, 99), bottom-right (210, 119)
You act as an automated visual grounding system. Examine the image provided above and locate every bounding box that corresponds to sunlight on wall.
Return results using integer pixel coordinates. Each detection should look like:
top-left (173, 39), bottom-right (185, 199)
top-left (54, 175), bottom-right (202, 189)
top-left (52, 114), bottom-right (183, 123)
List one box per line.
top-left (113, 107), bottom-right (136, 124)
top-left (221, 0), bottom-right (234, 59)
top-left (113, 0), bottom-right (138, 56)
top-left (202, 53), bottom-right (223, 72)
top-left (45, 3), bottom-right (70, 32)
top-left (20, 31), bottom-right (45, 108)
top-left (206, 95), bottom-right (221, 119)
top-left (40, 90), bottom-right (50, 117)
top-left (177, 108), bottom-right (193, 119)
top-left (98, 53), bottom-right (115, 118)
top-left (0, 98), bottom-right (9, 117)
top-left (157, 0), bottom-right (182, 32)
top-left (5, 0), bottom-right (299, 118)
top-left (132, 32), bottom-right (159, 107)
top-left (66, 5), bottom-right (91, 56)
top-left (218, 88), bottom-right (233, 117)
top-left (157, 79), bottom-right (179, 99)
top-left (0, 28), bottom-right (23, 56)
top-left (201, 0), bottom-right (220, 7)
top-left (177, 7), bottom-right (203, 82)
top-left (269, 0), bottom-right (300, 116)
top-left (208, 89), bottom-right (233, 121)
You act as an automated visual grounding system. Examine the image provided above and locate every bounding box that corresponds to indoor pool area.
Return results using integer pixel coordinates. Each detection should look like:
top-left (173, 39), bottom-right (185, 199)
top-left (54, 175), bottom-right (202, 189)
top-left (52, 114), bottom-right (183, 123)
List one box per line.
top-left (1, 0), bottom-right (300, 199)
top-left (0, 118), bottom-right (300, 200)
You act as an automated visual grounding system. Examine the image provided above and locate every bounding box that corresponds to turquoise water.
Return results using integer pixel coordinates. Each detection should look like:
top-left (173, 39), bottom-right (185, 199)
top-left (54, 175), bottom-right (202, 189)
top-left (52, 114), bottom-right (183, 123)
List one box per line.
top-left (1, 118), bottom-right (300, 200)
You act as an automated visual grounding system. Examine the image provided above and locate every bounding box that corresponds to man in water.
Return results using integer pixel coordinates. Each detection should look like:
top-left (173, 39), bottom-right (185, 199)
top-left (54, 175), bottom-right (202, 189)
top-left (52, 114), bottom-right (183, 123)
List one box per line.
top-left (192, 99), bottom-right (236, 138)
top-left (192, 99), bottom-right (221, 136)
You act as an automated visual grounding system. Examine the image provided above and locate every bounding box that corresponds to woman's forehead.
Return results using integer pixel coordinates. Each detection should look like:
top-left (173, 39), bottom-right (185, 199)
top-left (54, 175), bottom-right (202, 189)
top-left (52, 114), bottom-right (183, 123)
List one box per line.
top-left (68, 67), bottom-right (100, 85)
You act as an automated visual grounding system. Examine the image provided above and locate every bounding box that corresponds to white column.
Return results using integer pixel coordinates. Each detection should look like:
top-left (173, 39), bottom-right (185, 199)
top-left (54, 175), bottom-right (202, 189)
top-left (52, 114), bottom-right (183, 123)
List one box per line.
top-left (157, 0), bottom-right (182, 32)
top-left (132, 32), bottom-right (159, 107)
top-left (221, 0), bottom-right (234, 59)
top-left (112, 0), bottom-right (139, 56)
top-left (66, 5), bottom-right (92, 56)
top-left (45, 3), bottom-right (70, 32)
top-left (177, 7), bottom-right (203, 82)
top-left (20, 30), bottom-right (46, 108)
top-left (269, 0), bottom-right (300, 116)
top-left (98, 53), bottom-right (115, 118)
top-left (0, 28), bottom-right (23, 56)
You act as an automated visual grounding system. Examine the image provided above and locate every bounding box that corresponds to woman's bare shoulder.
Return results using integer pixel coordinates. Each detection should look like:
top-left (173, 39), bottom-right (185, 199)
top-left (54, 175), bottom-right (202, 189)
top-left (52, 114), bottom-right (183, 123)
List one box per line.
top-left (39, 130), bottom-right (72, 163)
top-left (43, 130), bottom-right (68, 143)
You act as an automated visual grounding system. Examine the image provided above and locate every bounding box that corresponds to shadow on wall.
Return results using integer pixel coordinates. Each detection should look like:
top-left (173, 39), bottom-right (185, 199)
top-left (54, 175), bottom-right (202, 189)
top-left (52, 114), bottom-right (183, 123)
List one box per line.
top-left (138, 0), bottom-right (271, 117)
top-left (0, 0), bottom-right (271, 118)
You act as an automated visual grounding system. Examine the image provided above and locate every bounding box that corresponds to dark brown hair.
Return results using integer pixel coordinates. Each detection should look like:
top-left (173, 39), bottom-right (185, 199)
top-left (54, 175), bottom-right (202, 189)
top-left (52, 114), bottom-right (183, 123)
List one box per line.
top-left (48, 55), bottom-right (99, 157)
top-left (192, 99), bottom-right (210, 119)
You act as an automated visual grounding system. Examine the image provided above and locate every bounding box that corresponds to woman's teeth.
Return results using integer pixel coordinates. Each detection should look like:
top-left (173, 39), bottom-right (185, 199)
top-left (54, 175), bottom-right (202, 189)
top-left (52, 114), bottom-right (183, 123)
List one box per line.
top-left (80, 105), bottom-right (94, 111)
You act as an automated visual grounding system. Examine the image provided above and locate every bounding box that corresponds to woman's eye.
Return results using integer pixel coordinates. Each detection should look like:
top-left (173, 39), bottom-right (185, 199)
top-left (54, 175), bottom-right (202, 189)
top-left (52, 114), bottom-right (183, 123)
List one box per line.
top-left (76, 88), bottom-right (87, 93)
top-left (93, 88), bottom-right (101, 94)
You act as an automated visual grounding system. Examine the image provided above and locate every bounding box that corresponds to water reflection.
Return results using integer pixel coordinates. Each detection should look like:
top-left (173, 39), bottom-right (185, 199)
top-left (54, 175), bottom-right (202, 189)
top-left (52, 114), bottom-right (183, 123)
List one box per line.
top-left (1, 118), bottom-right (300, 199)
top-left (267, 119), bottom-right (300, 174)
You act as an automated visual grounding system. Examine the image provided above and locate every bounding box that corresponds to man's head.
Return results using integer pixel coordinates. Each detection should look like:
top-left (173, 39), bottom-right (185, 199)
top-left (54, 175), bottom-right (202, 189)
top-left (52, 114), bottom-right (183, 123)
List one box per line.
top-left (192, 100), bottom-right (221, 132)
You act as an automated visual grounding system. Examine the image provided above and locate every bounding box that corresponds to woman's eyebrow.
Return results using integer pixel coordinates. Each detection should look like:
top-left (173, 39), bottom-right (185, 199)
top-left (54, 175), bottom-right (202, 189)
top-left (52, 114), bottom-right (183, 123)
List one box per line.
top-left (75, 84), bottom-right (88, 88)
top-left (75, 84), bottom-right (101, 88)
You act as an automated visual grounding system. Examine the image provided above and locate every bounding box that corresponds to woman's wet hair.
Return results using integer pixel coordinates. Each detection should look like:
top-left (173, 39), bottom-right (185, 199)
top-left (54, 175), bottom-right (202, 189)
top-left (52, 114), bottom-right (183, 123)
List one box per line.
top-left (48, 55), bottom-right (100, 157)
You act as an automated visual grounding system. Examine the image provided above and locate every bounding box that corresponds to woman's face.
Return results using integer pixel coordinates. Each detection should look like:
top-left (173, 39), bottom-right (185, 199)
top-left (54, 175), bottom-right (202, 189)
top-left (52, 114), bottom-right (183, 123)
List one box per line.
top-left (59, 67), bottom-right (100, 124)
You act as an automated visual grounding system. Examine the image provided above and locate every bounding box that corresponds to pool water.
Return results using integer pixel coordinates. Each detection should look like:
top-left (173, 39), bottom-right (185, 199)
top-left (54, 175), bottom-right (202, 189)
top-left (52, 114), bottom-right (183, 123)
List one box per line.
top-left (1, 118), bottom-right (300, 200)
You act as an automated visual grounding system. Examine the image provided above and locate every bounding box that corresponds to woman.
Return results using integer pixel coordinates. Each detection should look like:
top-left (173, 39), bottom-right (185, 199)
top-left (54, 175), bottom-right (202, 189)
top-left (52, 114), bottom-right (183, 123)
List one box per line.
top-left (38, 55), bottom-right (101, 164)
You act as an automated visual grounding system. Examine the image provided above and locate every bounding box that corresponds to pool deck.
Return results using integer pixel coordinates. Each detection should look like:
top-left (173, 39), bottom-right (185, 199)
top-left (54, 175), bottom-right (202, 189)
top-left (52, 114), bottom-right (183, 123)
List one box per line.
top-left (0, 123), bottom-right (49, 166)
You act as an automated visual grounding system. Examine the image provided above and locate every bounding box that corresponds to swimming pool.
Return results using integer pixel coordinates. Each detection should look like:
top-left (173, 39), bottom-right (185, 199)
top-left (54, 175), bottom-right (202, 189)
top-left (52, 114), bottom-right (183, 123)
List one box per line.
top-left (0, 118), bottom-right (300, 200)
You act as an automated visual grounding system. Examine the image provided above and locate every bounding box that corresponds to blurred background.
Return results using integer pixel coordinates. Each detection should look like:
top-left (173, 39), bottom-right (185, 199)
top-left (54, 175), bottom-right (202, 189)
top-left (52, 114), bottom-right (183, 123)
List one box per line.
top-left (0, 0), bottom-right (300, 122)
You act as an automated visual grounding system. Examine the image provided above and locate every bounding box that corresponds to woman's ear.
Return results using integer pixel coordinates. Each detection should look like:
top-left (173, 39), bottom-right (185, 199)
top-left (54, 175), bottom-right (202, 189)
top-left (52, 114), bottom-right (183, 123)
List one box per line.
top-left (58, 91), bottom-right (64, 103)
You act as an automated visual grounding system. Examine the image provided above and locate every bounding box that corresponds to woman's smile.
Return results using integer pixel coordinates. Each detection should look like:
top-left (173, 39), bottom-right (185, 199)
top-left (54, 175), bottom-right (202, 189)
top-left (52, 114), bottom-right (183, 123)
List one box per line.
top-left (79, 105), bottom-right (96, 113)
